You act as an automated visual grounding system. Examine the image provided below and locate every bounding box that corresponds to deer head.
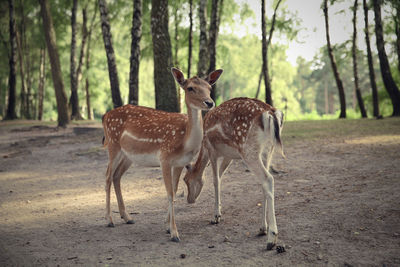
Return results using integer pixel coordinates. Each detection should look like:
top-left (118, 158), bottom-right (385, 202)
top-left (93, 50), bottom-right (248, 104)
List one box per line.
top-left (171, 68), bottom-right (223, 111)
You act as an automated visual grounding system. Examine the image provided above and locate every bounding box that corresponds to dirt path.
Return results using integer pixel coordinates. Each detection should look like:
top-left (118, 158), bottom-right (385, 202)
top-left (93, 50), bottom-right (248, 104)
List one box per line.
top-left (0, 119), bottom-right (399, 266)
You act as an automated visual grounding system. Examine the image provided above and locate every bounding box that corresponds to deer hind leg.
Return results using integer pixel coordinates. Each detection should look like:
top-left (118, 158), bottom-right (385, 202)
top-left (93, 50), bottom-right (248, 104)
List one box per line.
top-left (161, 162), bottom-right (180, 242)
top-left (166, 166), bottom-right (183, 233)
top-left (208, 153), bottom-right (229, 224)
top-left (105, 149), bottom-right (124, 227)
top-left (113, 156), bottom-right (133, 224)
top-left (243, 153), bottom-right (278, 250)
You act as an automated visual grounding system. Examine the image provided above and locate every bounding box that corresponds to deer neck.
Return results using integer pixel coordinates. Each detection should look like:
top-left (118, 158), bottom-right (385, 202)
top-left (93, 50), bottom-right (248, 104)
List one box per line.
top-left (184, 106), bottom-right (203, 152)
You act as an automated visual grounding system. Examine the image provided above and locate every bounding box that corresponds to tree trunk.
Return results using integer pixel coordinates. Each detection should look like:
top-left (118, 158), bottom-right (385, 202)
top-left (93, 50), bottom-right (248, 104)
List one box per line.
top-left (5, 0), bottom-right (17, 120)
top-left (255, 69), bottom-right (263, 99)
top-left (173, 6), bottom-right (180, 67)
top-left (395, 5), bottom-right (400, 75)
top-left (85, 3), bottom-right (97, 120)
top-left (75, 7), bottom-right (88, 109)
top-left (352, 0), bottom-right (367, 118)
top-left (197, 0), bottom-right (208, 78)
top-left (38, 46), bottom-right (46, 121)
top-left (173, 4), bottom-right (181, 110)
top-left (187, 0), bottom-right (193, 78)
top-left (208, 0), bottom-right (221, 101)
top-left (363, 0), bottom-right (380, 118)
top-left (16, 30), bottom-right (27, 118)
top-left (70, 0), bottom-right (83, 120)
top-left (373, 0), bottom-right (400, 116)
top-left (99, 0), bottom-right (123, 108)
top-left (323, 0), bottom-right (346, 118)
top-left (261, 0), bottom-right (270, 105)
top-left (151, 0), bottom-right (179, 112)
top-left (261, 0), bottom-right (282, 106)
top-left (129, 0), bottom-right (142, 106)
top-left (39, 0), bottom-right (70, 127)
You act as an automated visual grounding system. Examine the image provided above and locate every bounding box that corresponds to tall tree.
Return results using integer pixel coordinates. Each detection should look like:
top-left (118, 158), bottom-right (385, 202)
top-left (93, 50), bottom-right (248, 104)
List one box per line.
top-left (5, 0), bottom-right (17, 120)
top-left (99, 0), bottom-right (123, 108)
top-left (151, 0), bottom-right (179, 112)
top-left (373, 0), bottom-right (400, 116)
top-left (85, 3), bottom-right (97, 120)
top-left (16, 3), bottom-right (29, 119)
top-left (197, 0), bottom-right (208, 78)
top-left (352, 0), bottom-right (367, 118)
top-left (39, 0), bottom-right (70, 127)
top-left (207, 0), bottom-right (222, 101)
top-left (363, 0), bottom-right (379, 118)
top-left (261, 0), bottom-right (282, 106)
top-left (392, 1), bottom-right (400, 74)
top-left (76, 8), bottom-right (88, 99)
top-left (129, 0), bottom-right (142, 106)
top-left (187, 0), bottom-right (193, 78)
top-left (70, 0), bottom-right (83, 120)
top-left (37, 46), bottom-right (46, 121)
top-left (323, 0), bottom-right (346, 118)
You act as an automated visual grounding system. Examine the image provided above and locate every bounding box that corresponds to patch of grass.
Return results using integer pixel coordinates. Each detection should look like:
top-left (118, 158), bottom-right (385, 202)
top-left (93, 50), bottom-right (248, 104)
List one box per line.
top-left (282, 117), bottom-right (400, 144)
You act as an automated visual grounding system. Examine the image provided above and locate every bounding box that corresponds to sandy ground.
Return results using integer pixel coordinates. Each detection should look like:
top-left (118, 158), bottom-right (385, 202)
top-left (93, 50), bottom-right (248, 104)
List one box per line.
top-left (0, 118), bottom-right (399, 266)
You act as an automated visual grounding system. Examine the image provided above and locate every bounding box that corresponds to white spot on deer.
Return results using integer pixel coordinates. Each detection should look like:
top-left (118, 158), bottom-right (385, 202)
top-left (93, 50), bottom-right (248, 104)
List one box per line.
top-left (172, 130), bottom-right (175, 136)
top-left (238, 131), bottom-right (242, 136)
top-left (181, 131), bottom-right (184, 135)
top-left (139, 114), bottom-right (142, 117)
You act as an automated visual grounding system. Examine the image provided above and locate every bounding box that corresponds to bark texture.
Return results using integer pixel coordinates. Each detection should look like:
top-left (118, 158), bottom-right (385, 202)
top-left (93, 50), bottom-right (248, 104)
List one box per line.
top-left (38, 46), bottom-right (46, 121)
top-left (363, 0), bottom-right (380, 118)
top-left (69, 0), bottom-right (83, 120)
top-left (323, 0), bottom-right (347, 118)
top-left (187, 0), bottom-right (193, 78)
top-left (5, 0), bottom-right (17, 120)
top-left (85, 3), bottom-right (97, 120)
top-left (261, 0), bottom-right (282, 105)
top-left (352, 0), bottom-right (367, 118)
top-left (129, 0), bottom-right (142, 106)
top-left (99, 0), bottom-right (123, 108)
top-left (151, 0), bottom-right (179, 112)
top-left (373, 0), bottom-right (400, 116)
top-left (197, 0), bottom-right (208, 78)
top-left (208, 0), bottom-right (222, 101)
top-left (76, 8), bottom-right (88, 105)
top-left (39, 0), bottom-right (70, 127)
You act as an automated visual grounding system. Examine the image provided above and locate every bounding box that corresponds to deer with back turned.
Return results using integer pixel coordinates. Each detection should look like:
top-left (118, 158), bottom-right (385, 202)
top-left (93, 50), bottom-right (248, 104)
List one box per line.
top-left (183, 97), bottom-right (284, 250)
top-left (102, 68), bottom-right (223, 242)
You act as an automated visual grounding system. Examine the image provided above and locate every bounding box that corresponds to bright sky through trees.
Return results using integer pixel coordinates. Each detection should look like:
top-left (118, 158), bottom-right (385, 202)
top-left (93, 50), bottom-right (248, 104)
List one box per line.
top-left (234, 0), bottom-right (380, 65)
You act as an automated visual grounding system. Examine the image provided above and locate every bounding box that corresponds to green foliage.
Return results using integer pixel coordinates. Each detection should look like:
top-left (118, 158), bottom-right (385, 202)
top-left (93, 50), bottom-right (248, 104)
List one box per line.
top-left (0, 0), bottom-right (398, 122)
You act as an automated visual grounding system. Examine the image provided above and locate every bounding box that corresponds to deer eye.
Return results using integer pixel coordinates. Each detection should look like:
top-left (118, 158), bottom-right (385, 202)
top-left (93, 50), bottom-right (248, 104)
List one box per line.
top-left (187, 87), bottom-right (194, 92)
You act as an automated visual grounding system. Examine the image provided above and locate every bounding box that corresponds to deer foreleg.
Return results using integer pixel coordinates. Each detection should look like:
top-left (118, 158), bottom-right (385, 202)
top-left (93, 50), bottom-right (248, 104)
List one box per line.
top-left (162, 162), bottom-right (180, 242)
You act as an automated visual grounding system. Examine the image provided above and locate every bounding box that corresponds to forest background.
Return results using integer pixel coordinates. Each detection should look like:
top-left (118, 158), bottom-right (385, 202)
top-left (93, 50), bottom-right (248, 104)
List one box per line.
top-left (0, 0), bottom-right (399, 124)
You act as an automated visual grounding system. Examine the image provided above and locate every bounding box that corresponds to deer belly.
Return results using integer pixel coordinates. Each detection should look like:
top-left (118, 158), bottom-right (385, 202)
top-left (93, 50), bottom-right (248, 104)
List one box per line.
top-left (173, 150), bottom-right (198, 167)
top-left (121, 149), bottom-right (160, 167)
top-left (214, 143), bottom-right (241, 159)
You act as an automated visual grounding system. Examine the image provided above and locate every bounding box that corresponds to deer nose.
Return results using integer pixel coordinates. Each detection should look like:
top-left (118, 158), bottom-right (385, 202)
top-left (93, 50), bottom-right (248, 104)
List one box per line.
top-left (204, 100), bottom-right (214, 109)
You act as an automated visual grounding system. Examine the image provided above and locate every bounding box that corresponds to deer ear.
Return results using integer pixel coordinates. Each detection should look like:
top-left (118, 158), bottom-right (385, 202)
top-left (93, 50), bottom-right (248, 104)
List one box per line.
top-left (206, 69), bottom-right (223, 86)
top-left (171, 67), bottom-right (186, 87)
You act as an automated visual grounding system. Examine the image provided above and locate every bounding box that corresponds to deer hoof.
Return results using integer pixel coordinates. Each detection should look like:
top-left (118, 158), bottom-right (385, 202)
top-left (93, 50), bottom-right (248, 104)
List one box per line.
top-left (257, 229), bottom-right (267, 236)
top-left (170, 236), bottom-right (180, 242)
top-left (266, 242), bottom-right (276, 251)
top-left (166, 229), bottom-right (170, 234)
top-left (210, 215), bottom-right (221, 225)
top-left (107, 222), bottom-right (115, 228)
top-left (126, 220), bottom-right (135, 224)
